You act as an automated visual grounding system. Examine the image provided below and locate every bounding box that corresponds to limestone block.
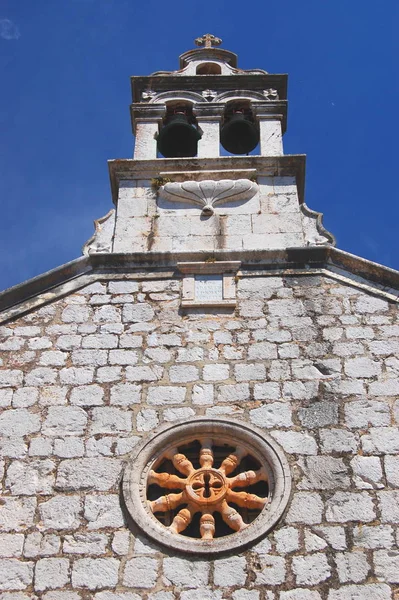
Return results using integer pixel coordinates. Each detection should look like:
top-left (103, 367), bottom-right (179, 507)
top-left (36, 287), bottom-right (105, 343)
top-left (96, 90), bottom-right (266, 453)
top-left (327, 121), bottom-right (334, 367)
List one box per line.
top-left (12, 388), bottom-right (38, 409)
top-left (274, 527), bottom-right (300, 553)
top-left (344, 357), bottom-right (381, 378)
top-left (328, 585), bottom-right (392, 599)
top-left (351, 456), bottom-right (383, 489)
top-left (0, 497), bottom-right (36, 531)
top-left (374, 550), bottom-right (399, 583)
top-left (25, 368), bottom-right (57, 386)
top-left (111, 531), bottom-right (131, 556)
top-left (335, 551), bottom-right (369, 583)
top-left (136, 409), bottom-right (159, 432)
top-left (82, 334), bottom-right (118, 349)
top-left (72, 558), bottom-right (119, 589)
top-left (345, 400), bottom-right (389, 428)
top-left (0, 559), bottom-right (33, 591)
top-left (34, 558), bottom-right (70, 591)
top-left (292, 554), bottom-right (331, 585)
top-left (320, 429), bottom-right (358, 453)
top-left (84, 495), bottom-right (124, 529)
top-left (378, 490), bottom-right (399, 523)
top-left (42, 407), bottom-right (87, 437)
top-left (250, 403), bottom-right (293, 428)
top-left (110, 383), bottom-right (141, 406)
top-left (0, 534), bottom-right (24, 557)
top-left (259, 119), bottom-right (283, 156)
top-left (39, 496), bottom-right (81, 530)
top-left (0, 409), bottom-right (41, 437)
top-left (123, 557), bottom-right (158, 588)
top-left (147, 386), bottom-right (186, 405)
top-left (59, 368), bottom-right (94, 385)
top-left (235, 363), bottom-right (266, 381)
top-left (163, 557), bottom-right (209, 588)
top-left (63, 533), bottom-right (108, 555)
top-left (126, 366), bottom-right (163, 382)
top-left (164, 407), bottom-right (196, 421)
top-left (169, 365), bottom-right (199, 383)
top-left (286, 493), bottom-right (323, 524)
top-left (361, 427), bottom-right (399, 454)
top-left (70, 385), bottom-right (104, 407)
top-left (192, 384), bottom-right (214, 405)
top-left (326, 492), bottom-right (375, 522)
top-left (353, 525), bottom-right (394, 549)
top-left (24, 533), bottom-right (60, 557)
top-left (6, 460), bottom-right (55, 495)
top-left (213, 556), bottom-right (246, 586)
top-left (53, 438), bottom-right (84, 458)
top-left (56, 458), bottom-right (122, 491)
top-left (255, 555), bottom-right (286, 585)
top-left (39, 387), bottom-right (67, 407)
top-left (298, 457), bottom-right (349, 490)
top-left (270, 431), bottom-right (317, 455)
top-left (61, 306), bottom-right (91, 323)
top-left (280, 592), bottom-right (321, 600)
top-left (90, 408), bottom-right (132, 434)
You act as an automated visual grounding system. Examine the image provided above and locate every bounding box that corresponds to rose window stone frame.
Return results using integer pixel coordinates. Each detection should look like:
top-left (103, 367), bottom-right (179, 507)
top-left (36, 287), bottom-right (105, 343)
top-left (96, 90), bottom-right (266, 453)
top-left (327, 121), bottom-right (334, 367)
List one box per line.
top-left (123, 417), bottom-right (292, 554)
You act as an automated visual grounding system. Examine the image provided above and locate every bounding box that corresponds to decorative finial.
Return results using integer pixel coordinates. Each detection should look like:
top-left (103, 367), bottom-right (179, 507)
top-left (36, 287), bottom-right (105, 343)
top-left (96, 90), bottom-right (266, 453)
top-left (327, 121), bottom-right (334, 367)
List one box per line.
top-left (195, 34), bottom-right (222, 49)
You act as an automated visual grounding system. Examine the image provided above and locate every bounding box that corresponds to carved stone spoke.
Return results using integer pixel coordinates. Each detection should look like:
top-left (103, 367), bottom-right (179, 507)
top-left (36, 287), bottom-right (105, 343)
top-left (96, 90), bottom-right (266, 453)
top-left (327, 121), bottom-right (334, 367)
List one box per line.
top-left (148, 470), bottom-right (187, 489)
top-left (147, 440), bottom-right (269, 540)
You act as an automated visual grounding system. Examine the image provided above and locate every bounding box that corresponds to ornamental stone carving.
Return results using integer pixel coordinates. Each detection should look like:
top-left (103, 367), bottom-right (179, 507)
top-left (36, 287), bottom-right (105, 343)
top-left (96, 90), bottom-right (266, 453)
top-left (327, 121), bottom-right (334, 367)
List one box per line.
top-left (123, 418), bottom-right (291, 554)
top-left (158, 179), bottom-right (258, 215)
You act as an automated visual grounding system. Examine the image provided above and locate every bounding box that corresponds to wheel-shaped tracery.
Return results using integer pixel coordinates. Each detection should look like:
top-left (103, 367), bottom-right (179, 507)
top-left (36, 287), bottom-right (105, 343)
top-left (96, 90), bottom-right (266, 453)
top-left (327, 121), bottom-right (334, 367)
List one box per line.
top-left (148, 438), bottom-right (268, 539)
top-left (123, 418), bottom-right (291, 554)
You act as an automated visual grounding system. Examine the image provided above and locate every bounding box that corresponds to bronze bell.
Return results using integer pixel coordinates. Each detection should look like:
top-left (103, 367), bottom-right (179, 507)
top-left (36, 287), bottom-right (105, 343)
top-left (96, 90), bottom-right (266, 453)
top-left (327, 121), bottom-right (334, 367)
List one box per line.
top-left (220, 110), bottom-right (259, 155)
top-left (157, 110), bottom-right (202, 158)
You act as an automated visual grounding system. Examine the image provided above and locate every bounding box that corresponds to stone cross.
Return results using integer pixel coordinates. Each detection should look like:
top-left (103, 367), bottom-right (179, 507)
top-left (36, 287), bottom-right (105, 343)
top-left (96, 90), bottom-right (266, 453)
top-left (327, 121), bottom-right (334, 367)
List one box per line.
top-left (195, 34), bottom-right (222, 48)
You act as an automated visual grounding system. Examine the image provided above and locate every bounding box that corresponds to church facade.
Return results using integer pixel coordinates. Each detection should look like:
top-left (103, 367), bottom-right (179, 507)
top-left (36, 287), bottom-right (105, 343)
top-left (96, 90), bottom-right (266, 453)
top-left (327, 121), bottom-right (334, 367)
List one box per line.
top-left (0, 36), bottom-right (398, 599)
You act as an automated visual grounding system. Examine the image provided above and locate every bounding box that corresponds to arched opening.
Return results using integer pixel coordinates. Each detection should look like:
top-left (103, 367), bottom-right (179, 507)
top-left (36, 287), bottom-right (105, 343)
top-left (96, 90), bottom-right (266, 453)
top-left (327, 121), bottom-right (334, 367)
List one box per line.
top-left (220, 100), bottom-right (259, 155)
top-left (157, 102), bottom-right (201, 158)
top-left (196, 62), bottom-right (222, 75)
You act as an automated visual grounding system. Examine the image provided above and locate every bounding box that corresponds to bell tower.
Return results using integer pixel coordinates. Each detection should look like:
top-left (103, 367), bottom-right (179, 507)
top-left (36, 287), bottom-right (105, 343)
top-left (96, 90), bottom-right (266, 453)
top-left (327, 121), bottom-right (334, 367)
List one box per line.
top-left (92, 35), bottom-right (333, 258)
top-left (130, 33), bottom-right (287, 160)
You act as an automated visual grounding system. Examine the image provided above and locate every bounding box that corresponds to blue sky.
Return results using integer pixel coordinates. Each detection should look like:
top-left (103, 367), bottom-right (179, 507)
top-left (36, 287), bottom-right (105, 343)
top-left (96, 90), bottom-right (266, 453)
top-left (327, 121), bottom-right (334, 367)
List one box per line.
top-left (0, 0), bottom-right (398, 291)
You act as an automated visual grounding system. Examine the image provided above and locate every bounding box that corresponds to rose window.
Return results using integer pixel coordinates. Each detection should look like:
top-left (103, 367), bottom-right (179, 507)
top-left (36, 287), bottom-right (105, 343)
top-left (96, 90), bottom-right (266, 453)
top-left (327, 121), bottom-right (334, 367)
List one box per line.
top-left (123, 418), bottom-right (291, 554)
top-left (148, 438), bottom-right (268, 539)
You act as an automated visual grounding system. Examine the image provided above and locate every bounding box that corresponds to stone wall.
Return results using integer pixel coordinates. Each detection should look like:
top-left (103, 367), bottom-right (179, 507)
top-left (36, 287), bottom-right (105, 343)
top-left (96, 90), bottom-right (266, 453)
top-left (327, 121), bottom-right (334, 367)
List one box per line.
top-left (112, 176), bottom-right (330, 254)
top-left (0, 273), bottom-right (398, 599)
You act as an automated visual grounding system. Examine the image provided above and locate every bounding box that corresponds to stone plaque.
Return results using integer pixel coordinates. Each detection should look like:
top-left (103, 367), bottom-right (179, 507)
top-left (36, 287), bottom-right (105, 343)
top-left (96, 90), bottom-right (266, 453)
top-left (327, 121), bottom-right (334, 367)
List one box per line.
top-left (194, 275), bottom-right (223, 302)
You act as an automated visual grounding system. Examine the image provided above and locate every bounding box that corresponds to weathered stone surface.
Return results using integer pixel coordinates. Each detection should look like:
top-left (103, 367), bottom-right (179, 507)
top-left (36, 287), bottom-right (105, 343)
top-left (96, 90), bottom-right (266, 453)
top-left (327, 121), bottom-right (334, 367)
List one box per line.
top-left (0, 409), bottom-right (41, 437)
top-left (326, 492), bottom-right (375, 522)
top-left (0, 559), bottom-right (33, 591)
top-left (42, 407), bottom-right (87, 436)
top-left (0, 534), bottom-right (24, 557)
top-left (84, 495), bottom-right (124, 529)
top-left (63, 533), bottom-right (108, 555)
top-left (34, 558), bottom-right (70, 591)
top-left (56, 458), bottom-right (121, 491)
top-left (39, 495), bottom-right (81, 530)
top-left (6, 459), bottom-right (55, 495)
top-left (72, 558), bottom-right (119, 589)
top-left (0, 497), bottom-right (36, 531)
top-left (292, 553), bottom-right (331, 585)
top-left (123, 557), bottom-right (158, 588)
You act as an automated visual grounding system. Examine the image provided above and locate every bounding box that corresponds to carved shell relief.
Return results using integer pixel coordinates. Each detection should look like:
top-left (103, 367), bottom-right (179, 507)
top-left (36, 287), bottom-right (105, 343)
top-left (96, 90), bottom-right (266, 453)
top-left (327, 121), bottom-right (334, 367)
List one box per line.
top-left (158, 179), bottom-right (258, 215)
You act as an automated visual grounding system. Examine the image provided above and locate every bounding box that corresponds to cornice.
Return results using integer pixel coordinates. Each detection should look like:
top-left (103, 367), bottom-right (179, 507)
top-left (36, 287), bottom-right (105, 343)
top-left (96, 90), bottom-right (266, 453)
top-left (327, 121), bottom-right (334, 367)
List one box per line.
top-left (107, 155), bottom-right (306, 206)
top-left (1, 247), bottom-right (398, 324)
top-left (131, 74), bottom-right (288, 104)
